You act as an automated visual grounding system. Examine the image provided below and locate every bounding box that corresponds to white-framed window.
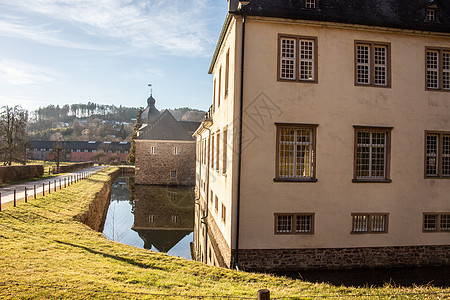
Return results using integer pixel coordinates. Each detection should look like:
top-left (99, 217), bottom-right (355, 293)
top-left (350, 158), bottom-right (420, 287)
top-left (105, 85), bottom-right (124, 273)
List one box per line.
top-left (423, 213), bottom-right (450, 232)
top-left (174, 147), bottom-right (179, 155)
top-left (355, 41), bottom-right (390, 87)
top-left (149, 215), bottom-right (155, 223)
top-left (425, 131), bottom-right (450, 178)
top-left (151, 146), bottom-right (157, 154)
top-left (170, 170), bottom-right (177, 178)
top-left (354, 126), bottom-right (392, 181)
top-left (426, 48), bottom-right (450, 91)
top-left (171, 216), bottom-right (179, 223)
top-left (351, 213), bottom-right (388, 233)
top-left (276, 124), bottom-right (317, 180)
top-left (275, 213), bottom-right (314, 234)
top-left (279, 35), bottom-right (317, 83)
top-left (305, 0), bottom-right (317, 9)
top-left (426, 8), bottom-right (437, 22)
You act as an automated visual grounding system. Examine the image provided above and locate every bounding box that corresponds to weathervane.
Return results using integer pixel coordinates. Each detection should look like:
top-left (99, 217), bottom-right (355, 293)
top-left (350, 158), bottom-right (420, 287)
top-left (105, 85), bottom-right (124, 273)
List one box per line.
top-left (148, 83), bottom-right (153, 97)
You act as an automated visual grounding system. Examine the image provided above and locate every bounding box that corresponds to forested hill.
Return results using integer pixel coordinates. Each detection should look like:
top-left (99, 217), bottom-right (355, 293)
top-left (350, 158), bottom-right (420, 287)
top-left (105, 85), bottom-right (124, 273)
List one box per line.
top-left (28, 103), bottom-right (205, 142)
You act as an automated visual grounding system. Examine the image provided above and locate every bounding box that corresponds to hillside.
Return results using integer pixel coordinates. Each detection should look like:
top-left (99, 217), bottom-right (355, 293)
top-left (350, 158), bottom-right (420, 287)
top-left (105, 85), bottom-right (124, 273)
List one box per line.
top-left (28, 103), bottom-right (204, 142)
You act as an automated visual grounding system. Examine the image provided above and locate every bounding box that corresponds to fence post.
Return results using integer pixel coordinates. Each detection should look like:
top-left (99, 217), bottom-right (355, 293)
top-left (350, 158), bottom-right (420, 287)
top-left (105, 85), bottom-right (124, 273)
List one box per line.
top-left (34, 185), bottom-right (36, 199)
top-left (59, 179), bottom-right (61, 190)
top-left (0, 192), bottom-right (2, 212)
top-left (42, 183), bottom-right (45, 196)
top-left (14, 189), bottom-right (16, 207)
top-left (24, 187), bottom-right (27, 203)
top-left (54, 180), bottom-right (56, 192)
top-left (257, 289), bottom-right (270, 300)
top-left (48, 182), bottom-right (51, 194)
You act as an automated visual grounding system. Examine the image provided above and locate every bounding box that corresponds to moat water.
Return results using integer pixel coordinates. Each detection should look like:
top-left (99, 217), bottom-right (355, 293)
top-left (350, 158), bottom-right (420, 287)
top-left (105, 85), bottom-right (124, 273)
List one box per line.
top-left (102, 176), bottom-right (195, 260)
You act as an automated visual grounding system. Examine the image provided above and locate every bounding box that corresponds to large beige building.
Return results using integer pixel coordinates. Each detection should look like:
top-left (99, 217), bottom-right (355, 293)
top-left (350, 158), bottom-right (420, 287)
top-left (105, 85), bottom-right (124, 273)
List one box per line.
top-left (193, 0), bottom-right (450, 271)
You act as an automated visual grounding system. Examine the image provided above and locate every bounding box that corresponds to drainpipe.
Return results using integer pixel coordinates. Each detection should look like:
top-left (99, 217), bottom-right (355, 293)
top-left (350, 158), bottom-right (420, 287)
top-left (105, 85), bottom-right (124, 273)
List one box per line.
top-left (201, 127), bottom-right (212, 263)
top-left (234, 14), bottom-right (246, 270)
top-left (194, 134), bottom-right (201, 260)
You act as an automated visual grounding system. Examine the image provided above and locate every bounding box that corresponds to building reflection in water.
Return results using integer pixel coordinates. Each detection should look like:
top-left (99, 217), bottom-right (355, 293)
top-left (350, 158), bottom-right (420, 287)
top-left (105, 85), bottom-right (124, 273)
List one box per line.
top-left (102, 176), bottom-right (195, 259)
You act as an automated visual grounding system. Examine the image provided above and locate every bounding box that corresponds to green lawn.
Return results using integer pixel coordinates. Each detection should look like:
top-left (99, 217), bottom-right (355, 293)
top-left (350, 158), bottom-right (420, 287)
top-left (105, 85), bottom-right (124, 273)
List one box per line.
top-left (0, 167), bottom-right (448, 299)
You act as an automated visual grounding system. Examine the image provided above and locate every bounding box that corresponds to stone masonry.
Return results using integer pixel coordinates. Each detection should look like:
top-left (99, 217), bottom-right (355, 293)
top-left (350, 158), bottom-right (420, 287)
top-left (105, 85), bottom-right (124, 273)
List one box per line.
top-left (135, 140), bottom-right (196, 186)
top-left (236, 246), bottom-right (450, 272)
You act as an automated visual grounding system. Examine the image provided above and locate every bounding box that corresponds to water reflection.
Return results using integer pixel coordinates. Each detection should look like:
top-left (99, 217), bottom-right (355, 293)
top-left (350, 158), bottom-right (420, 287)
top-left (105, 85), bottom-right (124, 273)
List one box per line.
top-left (103, 176), bottom-right (195, 259)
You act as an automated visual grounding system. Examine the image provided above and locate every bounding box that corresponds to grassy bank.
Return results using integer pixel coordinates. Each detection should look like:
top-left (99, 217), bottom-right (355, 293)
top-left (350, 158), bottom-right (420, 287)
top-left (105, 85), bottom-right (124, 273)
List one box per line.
top-left (0, 168), bottom-right (448, 299)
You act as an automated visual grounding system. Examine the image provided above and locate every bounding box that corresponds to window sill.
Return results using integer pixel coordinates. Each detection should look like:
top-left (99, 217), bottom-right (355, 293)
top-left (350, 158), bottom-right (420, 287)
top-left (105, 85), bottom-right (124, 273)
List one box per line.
top-left (273, 178), bottom-right (318, 183)
top-left (424, 176), bottom-right (450, 179)
top-left (352, 179), bottom-right (392, 183)
top-left (350, 231), bottom-right (388, 234)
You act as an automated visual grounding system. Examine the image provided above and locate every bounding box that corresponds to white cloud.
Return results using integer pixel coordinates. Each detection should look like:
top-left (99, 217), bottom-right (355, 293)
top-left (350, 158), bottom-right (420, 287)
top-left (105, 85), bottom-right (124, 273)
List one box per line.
top-left (1, 0), bottom-right (223, 57)
top-left (0, 59), bottom-right (59, 86)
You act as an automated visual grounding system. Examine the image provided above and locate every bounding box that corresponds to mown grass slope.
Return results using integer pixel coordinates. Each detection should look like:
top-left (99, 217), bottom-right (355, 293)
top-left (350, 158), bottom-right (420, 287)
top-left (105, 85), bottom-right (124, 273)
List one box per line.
top-left (0, 168), bottom-right (448, 299)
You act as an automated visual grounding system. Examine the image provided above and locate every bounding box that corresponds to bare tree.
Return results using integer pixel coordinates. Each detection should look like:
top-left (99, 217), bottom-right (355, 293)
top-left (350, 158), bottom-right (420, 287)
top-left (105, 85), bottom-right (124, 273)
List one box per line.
top-left (0, 106), bottom-right (28, 165)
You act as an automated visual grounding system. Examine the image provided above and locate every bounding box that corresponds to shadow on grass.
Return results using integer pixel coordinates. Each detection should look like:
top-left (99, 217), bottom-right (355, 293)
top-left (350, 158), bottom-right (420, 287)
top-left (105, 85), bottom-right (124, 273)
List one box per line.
top-left (278, 266), bottom-right (450, 288)
top-left (54, 240), bottom-right (165, 271)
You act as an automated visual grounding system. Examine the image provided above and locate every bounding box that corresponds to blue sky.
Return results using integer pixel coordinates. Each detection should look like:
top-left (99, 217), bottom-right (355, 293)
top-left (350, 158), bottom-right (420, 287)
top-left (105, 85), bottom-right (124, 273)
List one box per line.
top-left (0, 0), bottom-right (229, 114)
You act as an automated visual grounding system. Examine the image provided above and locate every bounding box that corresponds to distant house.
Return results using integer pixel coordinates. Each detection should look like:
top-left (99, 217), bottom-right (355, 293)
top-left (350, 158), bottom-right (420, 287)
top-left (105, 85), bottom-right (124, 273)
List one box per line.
top-left (27, 141), bottom-right (130, 163)
top-left (135, 95), bottom-right (201, 186)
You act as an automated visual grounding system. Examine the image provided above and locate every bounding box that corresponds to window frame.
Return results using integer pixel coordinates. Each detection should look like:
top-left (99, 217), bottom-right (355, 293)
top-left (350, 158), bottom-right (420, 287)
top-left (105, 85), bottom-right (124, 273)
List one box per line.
top-left (274, 123), bottom-right (318, 182)
top-left (305, 0), bottom-right (318, 9)
top-left (424, 131), bottom-right (450, 179)
top-left (222, 127), bottom-right (228, 175)
top-left (425, 47), bottom-right (450, 92)
top-left (423, 213), bottom-right (450, 232)
top-left (353, 126), bottom-right (392, 183)
top-left (354, 41), bottom-right (391, 88)
top-left (277, 34), bottom-right (318, 84)
top-left (351, 213), bottom-right (389, 234)
top-left (274, 213), bottom-right (315, 235)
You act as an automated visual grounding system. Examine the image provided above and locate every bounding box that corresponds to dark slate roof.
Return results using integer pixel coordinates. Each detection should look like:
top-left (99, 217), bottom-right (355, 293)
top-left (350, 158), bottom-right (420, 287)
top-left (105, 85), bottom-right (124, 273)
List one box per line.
top-left (237, 0), bottom-right (450, 33)
top-left (140, 95), bottom-right (161, 124)
top-left (137, 110), bottom-right (200, 141)
top-left (28, 140), bottom-right (130, 151)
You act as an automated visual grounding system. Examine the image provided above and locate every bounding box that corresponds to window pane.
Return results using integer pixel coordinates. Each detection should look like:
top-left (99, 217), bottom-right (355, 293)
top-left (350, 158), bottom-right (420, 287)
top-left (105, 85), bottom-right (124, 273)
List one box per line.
top-left (440, 215), bottom-right (450, 231)
top-left (371, 215), bottom-right (386, 232)
top-left (296, 215), bottom-right (312, 233)
top-left (356, 131), bottom-right (386, 179)
top-left (426, 134), bottom-right (439, 176)
top-left (443, 135), bottom-right (450, 176)
top-left (427, 51), bottom-right (439, 89)
top-left (444, 52), bottom-right (450, 90)
top-left (277, 215), bottom-right (293, 233)
top-left (374, 46), bottom-right (387, 86)
top-left (356, 45), bottom-right (370, 84)
top-left (424, 214), bottom-right (438, 231)
top-left (279, 127), bottom-right (313, 178)
top-left (299, 40), bottom-right (314, 81)
top-left (280, 38), bottom-right (296, 80)
top-left (353, 215), bottom-right (368, 232)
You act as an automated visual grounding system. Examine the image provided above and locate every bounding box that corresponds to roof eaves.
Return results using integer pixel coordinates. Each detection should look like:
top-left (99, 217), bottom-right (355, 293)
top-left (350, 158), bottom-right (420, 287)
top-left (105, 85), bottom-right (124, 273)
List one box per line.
top-left (208, 13), bottom-right (233, 74)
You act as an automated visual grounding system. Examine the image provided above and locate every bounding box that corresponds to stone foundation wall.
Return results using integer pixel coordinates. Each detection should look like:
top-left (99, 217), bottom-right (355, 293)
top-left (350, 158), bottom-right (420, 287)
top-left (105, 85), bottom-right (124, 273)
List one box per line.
top-left (77, 169), bottom-right (120, 232)
top-left (135, 140), bottom-right (196, 186)
top-left (237, 245), bottom-right (450, 272)
top-left (206, 211), bottom-right (232, 268)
